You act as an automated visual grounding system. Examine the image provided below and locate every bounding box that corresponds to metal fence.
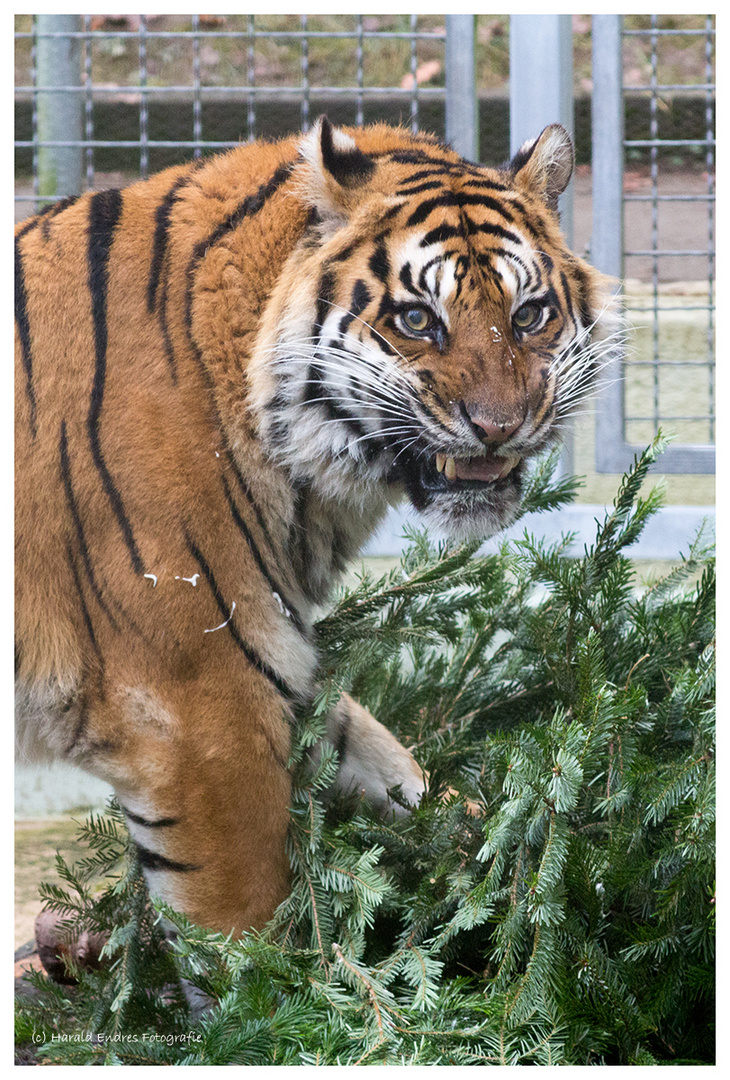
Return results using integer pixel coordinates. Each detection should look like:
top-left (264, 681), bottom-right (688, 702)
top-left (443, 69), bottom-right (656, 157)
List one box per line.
top-left (14, 14), bottom-right (715, 495)
top-left (592, 14), bottom-right (715, 475)
top-left (14, 14), bottom-right (458, 204)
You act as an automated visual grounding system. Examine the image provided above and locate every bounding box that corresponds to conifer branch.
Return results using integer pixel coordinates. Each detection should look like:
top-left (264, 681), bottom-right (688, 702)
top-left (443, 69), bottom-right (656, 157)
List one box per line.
top-left (16, 441), bottom-right (714, 1066)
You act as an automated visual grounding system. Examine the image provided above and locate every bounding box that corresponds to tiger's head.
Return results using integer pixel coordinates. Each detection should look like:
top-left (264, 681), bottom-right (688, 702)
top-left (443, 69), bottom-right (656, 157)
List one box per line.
top-left (250, 118), bottom-right (620, 539)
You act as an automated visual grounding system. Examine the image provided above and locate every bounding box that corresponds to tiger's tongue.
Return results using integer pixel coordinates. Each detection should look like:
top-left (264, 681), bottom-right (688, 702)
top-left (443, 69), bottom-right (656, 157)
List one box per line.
top-left (455, 453), bottom-right (509, 482)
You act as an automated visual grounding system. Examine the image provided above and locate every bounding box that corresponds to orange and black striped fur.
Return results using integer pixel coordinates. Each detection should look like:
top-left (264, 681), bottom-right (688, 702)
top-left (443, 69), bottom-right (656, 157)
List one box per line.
top-left (15, 119), bottom-right (618, 934)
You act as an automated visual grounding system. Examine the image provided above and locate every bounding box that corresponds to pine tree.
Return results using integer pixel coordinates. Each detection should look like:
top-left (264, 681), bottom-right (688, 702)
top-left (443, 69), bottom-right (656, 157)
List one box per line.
top-left (16, 437), bottom-right (715, 1065)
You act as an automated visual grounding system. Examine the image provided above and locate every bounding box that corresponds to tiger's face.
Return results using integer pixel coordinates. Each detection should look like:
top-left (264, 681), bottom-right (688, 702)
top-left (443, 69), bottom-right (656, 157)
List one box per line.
top-left (251, 119), bottom-right (619, 539)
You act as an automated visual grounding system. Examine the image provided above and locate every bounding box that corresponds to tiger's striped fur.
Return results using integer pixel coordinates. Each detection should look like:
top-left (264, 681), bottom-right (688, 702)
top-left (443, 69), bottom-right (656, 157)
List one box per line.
top-left (15, 119), bottom-right (618, 934)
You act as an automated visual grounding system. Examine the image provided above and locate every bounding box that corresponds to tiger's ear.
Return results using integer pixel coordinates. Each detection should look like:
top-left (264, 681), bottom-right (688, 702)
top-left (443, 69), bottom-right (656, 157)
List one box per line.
top-left (509, 124), bottom-right (574, 212)
top-left (298, 116), bottom-right (376, 231)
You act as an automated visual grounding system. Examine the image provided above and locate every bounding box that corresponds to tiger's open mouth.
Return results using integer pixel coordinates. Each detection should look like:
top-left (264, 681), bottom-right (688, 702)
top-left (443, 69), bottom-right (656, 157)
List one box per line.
top-left (434, 450), bottom-right (521, 486)
top-left (393, 444), bottom-right (525, 515)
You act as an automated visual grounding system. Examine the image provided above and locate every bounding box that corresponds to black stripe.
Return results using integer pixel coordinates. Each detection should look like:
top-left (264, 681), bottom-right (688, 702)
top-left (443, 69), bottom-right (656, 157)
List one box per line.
top-left (412, 394), bottom-right (457, 440)
top-left (147, 167), bottom-right (200, 314)
top-left (398, 263), bottom-right (418, 296)
top-left (14, 232), bottom-right (37, 439)
top-left (396, 166), bottom-right (452, 184)
top-left (459, 192), bottom-right (516, 223)
top-left (62, 428), bottom-right (152, 647)
top-left (220, 472), bottom-right (306, 634)
top-left (379, 203), bottom-right (405, 225)
top-left (475, 254), bottom-right (506, 296)
top-left (65, 540), bottom-right (102, 663)
top-left (136, 843), bottom-right (200, 873)
top-left (392, 156), bottom-right (510, 186)
top-left (465, 215), bottom-right (522, 246)
top-left (461, 176), bottom-right (509, 192)
top-left (305, 267), bottom-right (339, 413)
top-left (313, 267), bottom-right (336, 338)
top-left (368, 242), bottom-right (390, 285)
top-left (506, 196), bottom-right (550, 244)
top-left (346, 374), bottom-right (387, 463)
top-left (330, 237), bottom-right (365, 264)
top-left (185, 161), bottom-right (294, 336)
top-left (418, 256), bottom-right (448, 298)
top-left (185, 534), bottom-right (299, 702)
top-left (390, 151), bottom-right (468, 170)
top-left (40, 194), bottom-right (81, 242)
top-left (365, 318), bottom-right (398, 357)
top-left (15, 197), bottom-right (84, 441)
top-left (304, 351), bottom-right (368, 440)
top-left (16, 195), bottom-right (80, 242)
top-left (86, 189), bottom-right (145, 575)
top-left (341, 279), bottom-right (371, 332)
top-left (222, 449), bottom-right (280, 562)
top-left (302, 351), bottom-right (327, 408)
top-left (124, 807), bottom-right (179, 828)
top-left (349, 276), bottom-right (371, 315)
top-left (289, 485), bottom-right (315, 603)
top-left (199, 161), bottom-right (294, 250)
top-left (103, 587), bottom-right (156, 648)
top-left (60, 421), bottom-right (119, 632)
top-left (156, 264), bottom-right (178, 382)
top-left (64, 702), bottom-right (89, 757)
top-left (406, 193), bottom-right (461, 228)
top-left (568, 262), bottom-right (594, 330)
top-left (420, 223), bottom-right (463, 247)
top-left (334, 706), bottom-right (351, 764)
top-left (396, 179), bottom-right (447, 196)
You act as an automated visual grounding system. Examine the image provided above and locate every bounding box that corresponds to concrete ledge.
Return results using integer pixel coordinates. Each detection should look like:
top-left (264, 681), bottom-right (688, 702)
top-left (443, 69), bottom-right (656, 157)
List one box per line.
top-left (15, 762), bottom-right (113, 818)
top-left (364, 504), bottom-right (715, 561)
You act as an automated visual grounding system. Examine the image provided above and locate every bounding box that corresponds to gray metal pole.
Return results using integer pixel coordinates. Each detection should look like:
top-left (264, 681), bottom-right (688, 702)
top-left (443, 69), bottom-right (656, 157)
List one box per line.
top-left (509, 14), bottom-right (574, 245)
top-left (445, 15), bottom-right (478, 161)
top-left (590, 15), bottom-right (624, 280)
top-left (36, 14), bottom-right (83, 201)
top-left (509, 14), bottom-right (575, 473)
top-left (591, 15), bottom-right (626, 473)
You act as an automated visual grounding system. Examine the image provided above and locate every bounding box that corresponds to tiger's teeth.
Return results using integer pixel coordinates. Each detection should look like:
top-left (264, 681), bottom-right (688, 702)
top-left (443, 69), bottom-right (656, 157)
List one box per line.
top-left (444, 456), bottom-right (457, 481)
top-left (436, 453), bottom-right (446, 473)
top-left (498, 453), bottom-right (521, 478)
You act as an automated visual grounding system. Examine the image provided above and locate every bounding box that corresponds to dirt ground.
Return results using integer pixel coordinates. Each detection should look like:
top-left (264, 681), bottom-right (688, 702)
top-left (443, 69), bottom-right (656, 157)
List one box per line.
top-left (15, 818), bottom-right (93, 950)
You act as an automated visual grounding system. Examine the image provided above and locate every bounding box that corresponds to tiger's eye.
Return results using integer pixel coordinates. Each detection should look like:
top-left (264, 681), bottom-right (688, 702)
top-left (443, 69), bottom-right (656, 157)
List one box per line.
top-left (402, 306), bottom-right (433, 333)
top-left (512, 302), bottom-right (543, 332)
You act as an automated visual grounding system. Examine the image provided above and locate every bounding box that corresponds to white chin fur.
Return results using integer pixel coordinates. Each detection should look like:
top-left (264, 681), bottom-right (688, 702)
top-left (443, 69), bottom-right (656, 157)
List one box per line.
top-left (417, 487), bottom-right (522, 542)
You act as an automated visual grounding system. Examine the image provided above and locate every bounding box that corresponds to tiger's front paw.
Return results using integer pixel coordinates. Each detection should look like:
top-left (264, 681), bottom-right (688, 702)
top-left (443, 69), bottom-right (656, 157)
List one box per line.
top-left (326, 695), bottom-right (425, 818)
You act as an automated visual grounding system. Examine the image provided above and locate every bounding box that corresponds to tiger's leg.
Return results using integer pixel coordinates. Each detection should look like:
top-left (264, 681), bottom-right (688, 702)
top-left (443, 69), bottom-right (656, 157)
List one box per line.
top-left (323, 694), bottom-right (426, 816)
top-left (82, 670), bottom-right (294, 936)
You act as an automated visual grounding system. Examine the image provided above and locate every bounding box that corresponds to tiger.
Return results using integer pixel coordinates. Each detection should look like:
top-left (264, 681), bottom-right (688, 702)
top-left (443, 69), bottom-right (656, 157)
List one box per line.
top-left (15, 118), bottom-right (618, 936)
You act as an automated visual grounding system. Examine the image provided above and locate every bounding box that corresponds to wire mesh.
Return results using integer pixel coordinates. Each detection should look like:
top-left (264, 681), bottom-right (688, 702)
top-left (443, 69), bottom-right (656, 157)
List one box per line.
top-left (620, 15), bottom-right (715, 452)
top-left (14, 14), bottom-right (716, 473)
top-left (14, 13), bottom-right (448, 215)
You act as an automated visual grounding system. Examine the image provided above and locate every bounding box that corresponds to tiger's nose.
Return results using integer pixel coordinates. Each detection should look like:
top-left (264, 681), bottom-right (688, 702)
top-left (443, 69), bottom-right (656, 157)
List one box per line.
top-left (460, 402), bottom-right (523, 445)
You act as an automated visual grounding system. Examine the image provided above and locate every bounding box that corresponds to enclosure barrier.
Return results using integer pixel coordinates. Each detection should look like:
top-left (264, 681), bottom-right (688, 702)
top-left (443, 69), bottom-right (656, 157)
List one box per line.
top-left (14, 13), bottom-right (714, 561)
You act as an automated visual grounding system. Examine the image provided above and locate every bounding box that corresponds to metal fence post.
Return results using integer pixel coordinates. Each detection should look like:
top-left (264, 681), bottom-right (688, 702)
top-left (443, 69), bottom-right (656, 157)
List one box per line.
top-left (509, 14), bottom-right (575, 471)
top-left (509, 14), bottom-right (574, 245)
top-left (445, 15), bottom-right (478, 161)
top-left (591, 15), bottom-right (627, 473)
top-left (36, 13), bottom-right (83, 200)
